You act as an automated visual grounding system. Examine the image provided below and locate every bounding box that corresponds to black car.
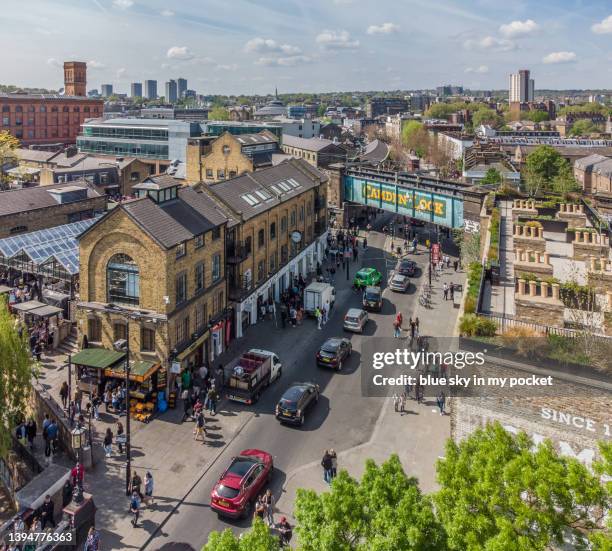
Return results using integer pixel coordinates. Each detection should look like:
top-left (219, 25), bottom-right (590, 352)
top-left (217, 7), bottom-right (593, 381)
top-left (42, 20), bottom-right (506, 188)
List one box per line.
top-left (316, 337), bottom-right (352, 369)
top-left (275, 382), bottom-right (320, 425)
top-left (395, 259), bottom-right (417, 277)
top-left (362, 286), bottom-right (382, 311)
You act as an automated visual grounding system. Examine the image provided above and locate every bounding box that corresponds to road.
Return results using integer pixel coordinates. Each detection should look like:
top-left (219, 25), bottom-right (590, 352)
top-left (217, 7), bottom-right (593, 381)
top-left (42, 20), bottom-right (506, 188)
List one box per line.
top-left (145, 223), bottom-right (427, 551)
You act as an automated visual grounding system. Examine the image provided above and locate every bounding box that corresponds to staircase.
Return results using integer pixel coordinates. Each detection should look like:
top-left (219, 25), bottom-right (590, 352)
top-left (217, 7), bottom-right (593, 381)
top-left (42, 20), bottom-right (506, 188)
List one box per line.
top-left (57, 325), bottom-right (78, 357)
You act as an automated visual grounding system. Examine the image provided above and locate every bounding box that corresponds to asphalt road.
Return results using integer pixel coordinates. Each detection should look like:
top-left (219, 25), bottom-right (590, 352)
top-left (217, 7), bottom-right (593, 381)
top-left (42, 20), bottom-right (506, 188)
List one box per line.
top-left (145, 222), bottom-right (427, 551)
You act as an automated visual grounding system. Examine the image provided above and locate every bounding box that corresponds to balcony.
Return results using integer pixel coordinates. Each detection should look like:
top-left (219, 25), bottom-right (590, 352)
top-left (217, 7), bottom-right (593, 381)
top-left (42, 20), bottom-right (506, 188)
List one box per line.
top-left (228, 275), bottom-right (253, 301)
top-left (226, 242), bottom-right (251, 264)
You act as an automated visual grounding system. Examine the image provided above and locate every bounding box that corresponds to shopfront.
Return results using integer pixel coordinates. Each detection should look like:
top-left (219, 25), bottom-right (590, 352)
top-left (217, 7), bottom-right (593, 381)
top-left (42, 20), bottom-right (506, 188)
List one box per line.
top-left (234, 232), bottom-right (328, 338)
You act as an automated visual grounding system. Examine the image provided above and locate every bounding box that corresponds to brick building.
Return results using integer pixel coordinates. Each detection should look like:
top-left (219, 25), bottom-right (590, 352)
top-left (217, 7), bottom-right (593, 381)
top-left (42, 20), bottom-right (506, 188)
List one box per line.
top-left (202, 159), bottom-right (328, 337)
top-left (0, 182), bottom-right (106, 238)
top-left (281, 135), bottom-right (346, 168)
top-left (76, 174), bottom-right (229, 387)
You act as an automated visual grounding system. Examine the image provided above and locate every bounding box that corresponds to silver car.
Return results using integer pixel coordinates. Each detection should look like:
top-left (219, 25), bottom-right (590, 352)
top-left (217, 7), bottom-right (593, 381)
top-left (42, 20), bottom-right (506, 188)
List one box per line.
top-left (388, 272), bottom-right (410, 293)
top-left (343, 308), bottom-right (369, 333)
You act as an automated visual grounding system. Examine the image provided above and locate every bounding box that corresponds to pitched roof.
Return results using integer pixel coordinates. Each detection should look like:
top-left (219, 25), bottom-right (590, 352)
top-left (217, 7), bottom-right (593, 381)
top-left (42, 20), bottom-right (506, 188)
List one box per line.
top-left (574, 154), bottom-right (610, 171)
top-left (0, 182), bottom-right (101, 217)
top-left (207, 158), bottom-right (326, 221)
top-left (16, 149), bottom-right (57, 163)
top-left (133, 173), bottom-right (182, 191)
top-left (233, 132), bottom-right (278, 146)
top-left (592, 159), bottom-right (612, 178)
top-left (282, 135), bottom-right (338, 152)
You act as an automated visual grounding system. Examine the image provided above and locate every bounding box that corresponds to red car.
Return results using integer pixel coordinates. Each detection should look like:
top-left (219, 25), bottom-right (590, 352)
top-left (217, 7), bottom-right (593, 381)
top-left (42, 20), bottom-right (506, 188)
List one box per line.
top-left (210, 449), bottom-right (273, 518)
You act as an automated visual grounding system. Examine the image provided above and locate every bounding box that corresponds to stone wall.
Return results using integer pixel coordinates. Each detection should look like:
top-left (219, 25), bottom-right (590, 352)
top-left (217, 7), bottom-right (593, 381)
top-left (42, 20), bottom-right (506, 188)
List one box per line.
top-left (515, 298), bottom-right (564, 326)
top-left (513, 248), bottom-right (553, 278)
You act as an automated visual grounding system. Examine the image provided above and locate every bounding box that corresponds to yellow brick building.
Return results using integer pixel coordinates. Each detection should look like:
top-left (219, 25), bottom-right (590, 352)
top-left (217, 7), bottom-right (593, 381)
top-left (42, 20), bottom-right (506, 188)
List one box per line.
top-left (76, 173), bottom-right (229, 390)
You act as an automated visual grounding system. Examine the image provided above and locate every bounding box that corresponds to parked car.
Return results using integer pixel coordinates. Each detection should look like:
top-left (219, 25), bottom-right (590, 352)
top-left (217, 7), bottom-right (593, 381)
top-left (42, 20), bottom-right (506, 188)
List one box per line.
top-left (388, 272), bottom-right (410, 293)
top-left (395, 259), bottom-right (417, 277)
top-left (316, 337), bottom-right (352, 369)
top-left (353, 267), bottom-right (382, 289)
top-left (210, 449), bottom-right (273, 518)
top-left (343, 308), bottom-right (369, 333)
top-left (275, 382), bottom-right (320, 426)
top-left (362, 286), bottom-right (382, 311)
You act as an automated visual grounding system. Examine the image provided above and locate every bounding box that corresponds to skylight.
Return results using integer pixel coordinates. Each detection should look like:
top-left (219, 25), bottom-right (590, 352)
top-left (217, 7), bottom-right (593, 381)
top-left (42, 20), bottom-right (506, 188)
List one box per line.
top-left (241, 193), bottom-right (260, 206)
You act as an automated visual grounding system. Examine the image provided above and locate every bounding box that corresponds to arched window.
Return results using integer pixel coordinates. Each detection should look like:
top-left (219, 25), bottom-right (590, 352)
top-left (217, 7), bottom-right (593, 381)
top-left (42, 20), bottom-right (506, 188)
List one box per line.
top-left (107, 254), bottom-right (139, 305)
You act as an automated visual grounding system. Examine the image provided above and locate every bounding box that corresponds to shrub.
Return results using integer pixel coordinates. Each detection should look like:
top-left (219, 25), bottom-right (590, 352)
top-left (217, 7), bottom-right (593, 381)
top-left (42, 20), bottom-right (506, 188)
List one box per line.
top-left (459, 314), bottom-right (479, 336)
top-left (459, 315), bottom-right (497, 337)
top-left (464, 295), bottom-right (476, 314)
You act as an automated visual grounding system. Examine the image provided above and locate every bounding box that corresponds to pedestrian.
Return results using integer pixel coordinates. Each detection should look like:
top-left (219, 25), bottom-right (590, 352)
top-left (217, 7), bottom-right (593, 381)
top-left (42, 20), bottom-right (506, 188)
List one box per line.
top-left (207, 385), bottom-right (218, 415)
top-left (446, 256), bottom-right (451, 269)
top-left (393, 393), bottom-right (400, 412)
top-left (91, 392), bottom-right (101, 420)
top-left (393, 319), bottom-right (401, 338)
top-left (84, 527), bottom-right (101, 551)
top-left (410, 318), bottom-right (416, 340)
top-left (399, 393), bottom-right (406, 414)
top-left (280, 304), bottom-right (287, 328)
top-left (144, 471), bottom-right (154, 507)
top-left (129, 491), bottom-right (141, 527)
top-left (116, 421), bottom-right (124, 454)
top-left (322, 303), bottom-right (329, 325)
top-left (415, 317), bottom-right (420, 332)
top-left (353, 246), bottom-right (358, 262)
top-left (60, 382), bottom-right (69, 410)
top-left (289, 306), bottom-right (297, 327)
top-left (329, 449), bottom-right (337, 479)
top-left (254, 496), bottom-right (266, 521)
top-left (278, 516), bottom-right (293, 547)
top-left (111, 388), bottom-right (120, 411)
top-left (40, 495), bottom-right (55, 530)
top-left (181, 388), bottom-right (191, 422)
top-left (315, 307), bottom-right (322, 330)
top-left (131, 471), bottom-right (143, 499)
top-left (436, 391), bottom-right (446, 415)
top-left (194, 410), bottom-right (206, 441)
top-left (396, 311), bottom-right (403, 330)
top-left (26, 419), bottom-right (36, 450)
top-left (47, 419), bottom-right (58, 454)
top-left (71, 462), bottom-right (85, 489)
top-left (321, 450), bottom-right (333, 484)
top-left (453, 259), bottom-right (459, 272)
top-left (75, 389), bottom-right (82, 414)
top-left (450, 283), bottom-right (455, 301)
top-left (104, 387), bottom-right (112, 412)
top-left (262, 488), bottom-right (275, 526)
top-left (443, 282), bottom-right (449, 301)
top-left (34, 341), bottom-right (42, 362)
top-left (103, 428), bottom-right (113, 458)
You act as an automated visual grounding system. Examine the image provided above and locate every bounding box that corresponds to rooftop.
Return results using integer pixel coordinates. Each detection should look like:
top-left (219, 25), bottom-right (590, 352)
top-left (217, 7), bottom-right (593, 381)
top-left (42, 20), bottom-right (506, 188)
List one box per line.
top-left (0, 93), bottom-right (101, 101)
top-left (282, 135), bottom-right (338, 152)
top-left (133, 173), bottom-right (183, 191)
top-left (234, 132), bottom-right (278, 146)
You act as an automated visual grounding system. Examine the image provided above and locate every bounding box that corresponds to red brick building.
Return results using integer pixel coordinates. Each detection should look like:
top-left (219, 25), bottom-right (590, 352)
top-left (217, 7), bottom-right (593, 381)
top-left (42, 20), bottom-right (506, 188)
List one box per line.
top-left (0, 94), bottom-right (103, 146)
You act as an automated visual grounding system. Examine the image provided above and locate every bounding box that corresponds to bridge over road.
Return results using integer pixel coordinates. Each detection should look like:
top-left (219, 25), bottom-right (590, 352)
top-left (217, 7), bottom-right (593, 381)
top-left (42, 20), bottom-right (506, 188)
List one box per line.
top-left (327, 165), bottom-right (487, 232)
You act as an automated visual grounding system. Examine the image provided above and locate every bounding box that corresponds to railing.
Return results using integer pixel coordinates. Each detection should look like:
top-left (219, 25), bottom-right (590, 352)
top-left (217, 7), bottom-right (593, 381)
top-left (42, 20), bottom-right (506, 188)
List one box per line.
top-left (228, 276), bottom-right (253, 301)
top-left (476, 261), bottom-right (487, 314)
top-left (479, 312), bottom-right (612, 341)
top-left (226, 243), bottom-right (250, 264)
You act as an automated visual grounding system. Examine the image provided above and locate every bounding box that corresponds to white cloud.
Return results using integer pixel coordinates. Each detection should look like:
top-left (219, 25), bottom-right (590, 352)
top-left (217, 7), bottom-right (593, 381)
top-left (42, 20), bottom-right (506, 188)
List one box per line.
top-left (244, 38), bottom-right (301, 55)
top-left (216, 64), bottom-right (238, 71)
top-left (367, 22), bottom-right (400, 35)
top-left (116, 67), bottom-right (127, 78)
top-left (542, 51), bottom-right (576, 64)
top-left (87, 60), bottom-right (105, 69)
top-left (160, 9), bottom-right (174, 17)
top-left (465, 65), bottom-right (489, 74)
top-left (316, 29), bottom-right (360, 50)
top-left (46, 58), bottom-right (61, 68)
top-left (256, 55), bottom-right (312, 67)
top-left (166, 46), bottom-right (195, 60)
top-left (463, 36), bottom-right (515, 52)
top-left (592, 14), bottom-right (612, 34)
top-left (499, 19), bottom-right (539, 38)
top-left (112, 0), bottom-right (133, 9)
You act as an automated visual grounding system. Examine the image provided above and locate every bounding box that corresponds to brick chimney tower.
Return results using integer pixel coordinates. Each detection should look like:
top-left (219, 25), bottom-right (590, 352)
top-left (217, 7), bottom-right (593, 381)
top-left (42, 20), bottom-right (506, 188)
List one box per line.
top-left (63, 61), bottom-right (87, 96)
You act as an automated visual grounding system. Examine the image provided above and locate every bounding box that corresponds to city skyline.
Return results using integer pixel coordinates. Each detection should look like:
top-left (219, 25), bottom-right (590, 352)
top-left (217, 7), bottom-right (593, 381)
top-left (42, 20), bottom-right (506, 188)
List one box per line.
top-left (1, 0), bottom-right (612, 95)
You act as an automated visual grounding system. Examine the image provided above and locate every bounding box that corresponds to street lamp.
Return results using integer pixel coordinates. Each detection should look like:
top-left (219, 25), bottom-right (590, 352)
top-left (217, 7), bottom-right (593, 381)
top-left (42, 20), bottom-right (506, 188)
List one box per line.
top-left (71, 425), bottom-right (86, 504)
top-left (113, 321), bottom-right (131, 497)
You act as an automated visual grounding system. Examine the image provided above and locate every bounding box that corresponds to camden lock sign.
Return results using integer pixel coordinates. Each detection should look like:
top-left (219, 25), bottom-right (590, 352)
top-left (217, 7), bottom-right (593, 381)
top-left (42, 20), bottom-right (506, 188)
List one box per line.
top-left (363, 183), bottom-right (447, 217)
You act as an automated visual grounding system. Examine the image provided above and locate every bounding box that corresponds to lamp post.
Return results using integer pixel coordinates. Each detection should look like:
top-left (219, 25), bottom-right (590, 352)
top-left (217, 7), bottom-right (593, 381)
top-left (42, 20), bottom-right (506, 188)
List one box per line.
top-left (70, 424), bottom-right (85, 504)
top-left (114, 321), bottom-right (132, 497)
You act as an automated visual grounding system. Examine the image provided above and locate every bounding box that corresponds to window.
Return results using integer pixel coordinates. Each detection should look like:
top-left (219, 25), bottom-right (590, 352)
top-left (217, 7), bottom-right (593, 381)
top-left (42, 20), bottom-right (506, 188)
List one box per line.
top-left (1, 106), bottom-right (9, 112)
top-left (176, 242), bottom-right (186, 258)
top-left (195, 262), bottom-right (205, 292)
top-left (212, 290), bottom-right (224, 315)
top-left (217, 169), bottom-right (225, 179)
top-left (1, 117), bottom-right (8, 126)
top-left (39, 106), bottom-right (46, 113)
top-left (211, 227), bottom-right (221, 240)
top-left (51, 107), bottom-right (58, 113)
top-left (270, 222), bottom-right (276, 240)
top-left (194, 234), bottom-right (204, 248)
top-left (107, 254), bottom-right (139, 306)
top-left (74, 106), bottom-right (80, 112)
top-left (195, 302), bottom-right (208, 329)
top-left (229, 170), bottom-right (236, 178)
top-left (257, 260), bottom-right (265, 282)
top-left (28, 105), bottom-right (35, 112)
top-left (290, 209), bottom-right (296, 227)
top-left (113, 322), bottom-right (127, 342)
top-left (88, 318), bottom-right (101, 342)
top-left (63, 106), bottom-right (69, 112)
top-left (176, 272), bottom-right (187, 304)
top-left (141, 327), bottom-right (155, 352)
top-left (212, 254), bottom-right (221, 282)
top-left (9, 226), bottom-right (27, 235)
top-left (206, 168), bottom-right (213, 178)
top-left (130, 171), bottom-right (140, 182)
top-left (280, 216), bottom-right (287, 233)
top-left (222, 145), bottom-right (231, 155)
top-left (258, 228), bottom-right (265, 249)
top-left (176, 315), bottom-right (190, 345)
top-left (269, 252), bottom-right (277, 273)
top-left (300, 205), bottom-right (305, 222)
top-left (245, 236), bottom-right (252, 255)
top-left (15, 106), bottom-right (22, 113)
top-left (84, 106), bottom-right (90, 113)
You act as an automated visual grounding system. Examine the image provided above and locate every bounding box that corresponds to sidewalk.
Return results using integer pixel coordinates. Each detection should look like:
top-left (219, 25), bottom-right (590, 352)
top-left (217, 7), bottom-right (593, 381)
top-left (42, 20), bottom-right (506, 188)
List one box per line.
top-left (276, 236), bottom-right (465, 522)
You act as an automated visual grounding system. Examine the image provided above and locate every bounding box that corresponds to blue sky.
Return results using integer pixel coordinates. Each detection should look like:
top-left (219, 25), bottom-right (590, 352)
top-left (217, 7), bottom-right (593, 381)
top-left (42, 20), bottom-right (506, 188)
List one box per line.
top-left (2, 0), bottom-right (612, 94)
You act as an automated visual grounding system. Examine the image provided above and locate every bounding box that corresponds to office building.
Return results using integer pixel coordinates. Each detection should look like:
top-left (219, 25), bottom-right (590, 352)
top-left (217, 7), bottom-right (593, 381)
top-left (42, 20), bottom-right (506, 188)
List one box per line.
top-left (366, 97), bottom-right (409, 118)
top-left (101, 84), bottom-right (113, 98)
top-left (509, 69), bottom-right (535, 103)
top-left (144, 80), bottom-right (157, 100)
top-left (63, 61), bottom-right (87, 97)
top-left (287, 104), bottom-right (318, 119)
top-left (177, 78), bottom-right (188, 99)
top-left (130, 82), bottom-right (143, 98)
top-left (165, 80), bottom-right (178, 103)
top-left (140, 107), bottom-right (209, 122)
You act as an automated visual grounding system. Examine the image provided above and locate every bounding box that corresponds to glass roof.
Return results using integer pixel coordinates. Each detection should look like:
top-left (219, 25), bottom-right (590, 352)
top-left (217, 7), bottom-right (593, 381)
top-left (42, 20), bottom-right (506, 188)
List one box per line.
top-left (0, 217), bottom-right (98, 275)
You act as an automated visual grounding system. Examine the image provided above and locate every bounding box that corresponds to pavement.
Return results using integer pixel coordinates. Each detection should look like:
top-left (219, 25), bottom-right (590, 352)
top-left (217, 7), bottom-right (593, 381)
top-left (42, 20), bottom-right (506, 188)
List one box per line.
top-left (30, 215), bottom-right (465, 550)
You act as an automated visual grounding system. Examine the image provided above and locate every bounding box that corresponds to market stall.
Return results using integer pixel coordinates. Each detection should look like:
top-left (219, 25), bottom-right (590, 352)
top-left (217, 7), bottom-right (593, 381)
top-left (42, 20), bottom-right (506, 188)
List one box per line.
top-left (71, 348), bottom-right (126, 395)
top-left (11, 300), bottom-right (68, 348)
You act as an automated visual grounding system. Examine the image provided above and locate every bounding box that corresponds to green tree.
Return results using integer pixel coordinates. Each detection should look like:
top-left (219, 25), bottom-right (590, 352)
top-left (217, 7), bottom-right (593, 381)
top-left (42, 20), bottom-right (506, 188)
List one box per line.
top-left (294, 455), bottom-right (447, 551)
top-left (317, 104), bottom-right (328, 117)
top-left (481, 167), bottom-right (503, 186)
top-left (525, 110), bottom-right (550, 123)
top-left (209, 106), bottom-right (230, 121)
top-left (0, 131), bottom-right (20, 190)
top-left (401, 121), bottom-right (430, 158)
top-left (552, 161), bottom-right (580, 195)
top-left (569, 119), bottom-right (602, 137)
top-left (525, 145), bottom-right (564, 184)
top-left (472, 107), bottom-right (504, 129)
top-left (202, 519), bottom-right (280, 551)
top-left (0, 297), bottom-right (35, 460)
top-left (435, 423), bottom-right (610, 550)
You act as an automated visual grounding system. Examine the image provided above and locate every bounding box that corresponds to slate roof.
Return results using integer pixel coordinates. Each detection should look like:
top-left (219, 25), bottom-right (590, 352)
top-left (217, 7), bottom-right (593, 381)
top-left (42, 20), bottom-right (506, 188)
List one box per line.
top-left (133, 173), bottom-right (183, 191)
top-left (574, 154), bottom-right (610, 171)
top-left (207, 158), bottom-right (326, 221)
top-left (282, 135), bottom-right (338, 152)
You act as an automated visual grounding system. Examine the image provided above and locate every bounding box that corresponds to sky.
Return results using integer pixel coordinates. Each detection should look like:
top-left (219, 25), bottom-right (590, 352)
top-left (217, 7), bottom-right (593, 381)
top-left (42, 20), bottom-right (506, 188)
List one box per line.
top-left (1, 0), bottom-right (612, 95)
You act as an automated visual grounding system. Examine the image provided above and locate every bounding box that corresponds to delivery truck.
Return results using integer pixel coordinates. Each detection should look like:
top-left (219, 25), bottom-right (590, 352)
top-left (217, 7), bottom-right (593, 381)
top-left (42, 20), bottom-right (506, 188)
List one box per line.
top-left (223, 349), bottom-right (282, 404)
top-left (303, 282), bottom-right (336, 316)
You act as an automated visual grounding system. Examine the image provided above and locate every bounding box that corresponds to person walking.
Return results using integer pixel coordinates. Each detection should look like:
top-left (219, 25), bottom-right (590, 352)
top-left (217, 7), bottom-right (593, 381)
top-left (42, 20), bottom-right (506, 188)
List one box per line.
top-left (453, 259), bottom-right (459, 272)
top-left (395, 311), bottom-right (403, 331)
top-left (262, 489), bottom-right (275, 526)
top-left (450, 283), bottom-right (455, 301)
top-left (75, 389), bottom-right (82, 414)
top-left (289, 306), bottom-right (297, 327)
top-left (315, 307), bottom-right (322, 330)
top-left (91, 392), bottom-right (101, 421)
top-left (393, 319), bottom-right (401, 338)
top-left (393, 393), bottom-right (400, 412)
top-left (84, 527), bottom-right (101, 551)
top-left (207, 385), bottom-right (219, 415)
top-left (329, 449), bottom-right (338, 480)
top-left (400, 392), bottom-right (407, 414)
top-left (131, 471), bottom-right (143, 499)
top-left (410, 318), bottom-right (416, 341)
top-left (60, 382), bottom-right (69, 410)
top-left (321, 450), bottom-right (333, 484)
top-left (40, 495), bottom-right (55, 530)
top-left (443, 282), bottom-right (449, 301)
top-left (103, 428), bottom-right (113, 458)
top-left (194, 410), bottom-right (206, 441)
top-left (181, 388), bottom-right (191, 422)
top-left (116, 421), bottom-right (124, 454)
top-left (129, 491), bottom-right (141, 527)
top-left (144, 471), bottom-right (154, 507)
top-left (26, 419), bottom-right (36, 451)
top-left (436, 391), bottom-right (446, 415)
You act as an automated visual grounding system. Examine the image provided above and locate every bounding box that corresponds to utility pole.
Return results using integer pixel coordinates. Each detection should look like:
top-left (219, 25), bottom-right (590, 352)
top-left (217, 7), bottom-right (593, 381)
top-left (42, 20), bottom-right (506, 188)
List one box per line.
top-left (125, 320), bottom-right (131, 497)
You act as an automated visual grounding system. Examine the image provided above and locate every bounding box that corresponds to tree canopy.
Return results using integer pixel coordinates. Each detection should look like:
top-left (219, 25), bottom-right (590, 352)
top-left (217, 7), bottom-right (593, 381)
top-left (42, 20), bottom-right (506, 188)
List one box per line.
top-left (569, 119), bottom-right (603, 137)
top-left (202, 519), bottom-right (280, 551)
top-left (525, 110), bottom-right (550, 123)
top-left (0, 131), bottom-right (20, 190)
top-left (481, 167), bottom-right (503, 186)
top-left (209, 106), bottom-right (230, 121)
top-left (471, 107), bottom-right (504, 129)
top-left (525, 145), bottom-right (565, 183)
top-left (401, 121), bottom-right (429, 158)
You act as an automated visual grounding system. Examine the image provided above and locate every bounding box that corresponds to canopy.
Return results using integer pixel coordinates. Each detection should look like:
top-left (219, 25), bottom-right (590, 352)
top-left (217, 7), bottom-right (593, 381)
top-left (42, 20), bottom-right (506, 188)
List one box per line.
top-left (71, 348), bottom-right (126, 369)
top-left (104, 359), bottom-right (160, 383)
top-left (11, 300), bottom-right (63, 318)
